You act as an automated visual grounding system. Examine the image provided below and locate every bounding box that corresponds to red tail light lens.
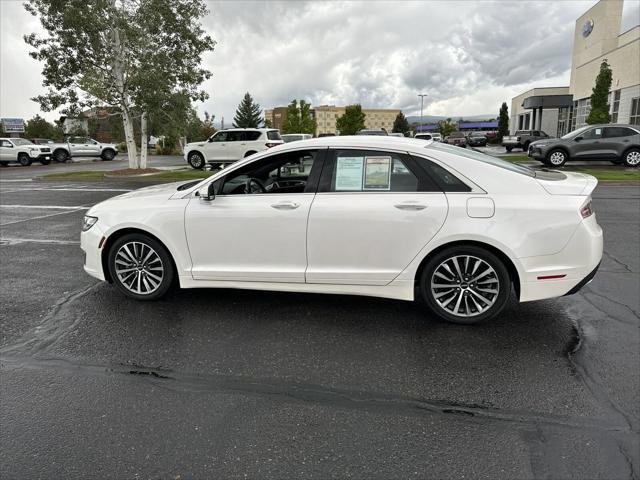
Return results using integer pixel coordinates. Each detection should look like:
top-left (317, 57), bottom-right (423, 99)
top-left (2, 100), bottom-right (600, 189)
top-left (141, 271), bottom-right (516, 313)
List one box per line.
top-left (580, 201), bottom-right (593, 219)
top-left (265, 142), bottom-right (279, 148)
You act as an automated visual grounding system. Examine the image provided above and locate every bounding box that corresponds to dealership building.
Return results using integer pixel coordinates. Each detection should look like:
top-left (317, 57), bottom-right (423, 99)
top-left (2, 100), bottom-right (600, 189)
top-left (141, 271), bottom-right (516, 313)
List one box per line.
top-left (510, 0), bottom-right (639, 136)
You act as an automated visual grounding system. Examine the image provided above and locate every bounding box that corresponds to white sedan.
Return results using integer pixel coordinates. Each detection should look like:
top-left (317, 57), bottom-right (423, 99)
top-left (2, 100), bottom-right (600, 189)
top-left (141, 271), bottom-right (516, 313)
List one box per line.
top-left (81, 136), bottom-right (602, 324)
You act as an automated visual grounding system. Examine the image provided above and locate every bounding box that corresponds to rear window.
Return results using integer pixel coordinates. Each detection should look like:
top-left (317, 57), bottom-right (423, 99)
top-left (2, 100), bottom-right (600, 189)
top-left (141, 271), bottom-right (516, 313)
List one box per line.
top-left (267, 130), bottom-right (282, 141)
top-left (428, 142), bottom-right (535, 177)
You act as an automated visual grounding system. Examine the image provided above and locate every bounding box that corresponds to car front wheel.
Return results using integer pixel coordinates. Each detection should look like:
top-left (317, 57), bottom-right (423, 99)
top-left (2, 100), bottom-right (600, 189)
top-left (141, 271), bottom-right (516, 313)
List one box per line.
top-left (546, 149), bottom-right (567, 167)
top-left (107, 233), bottom-right (174, 300)
top-left (101, 149), bottom-right (115, 161)
top-left (623, 148), bottom-right (640, 168)
top-left (18, 153), bottom-right (32, 166)
top-left (420, 246), bottom-right (511, 324)
top-left (188, 152), bottom-right (205, 169)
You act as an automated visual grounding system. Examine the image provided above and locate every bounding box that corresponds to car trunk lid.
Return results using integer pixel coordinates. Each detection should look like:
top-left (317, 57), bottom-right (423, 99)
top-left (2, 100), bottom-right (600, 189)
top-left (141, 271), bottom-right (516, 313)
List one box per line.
top-left (535, 170), bottom-right (598, 196)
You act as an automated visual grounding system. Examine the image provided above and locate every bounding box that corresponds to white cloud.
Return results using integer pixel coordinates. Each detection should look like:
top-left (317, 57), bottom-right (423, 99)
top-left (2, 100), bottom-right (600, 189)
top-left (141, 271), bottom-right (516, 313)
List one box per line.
top-left (1, 0), bottom-right (605, 126)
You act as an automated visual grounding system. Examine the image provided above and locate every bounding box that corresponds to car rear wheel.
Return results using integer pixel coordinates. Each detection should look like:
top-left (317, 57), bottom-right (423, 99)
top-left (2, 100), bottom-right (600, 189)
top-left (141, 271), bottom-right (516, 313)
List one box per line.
top-left (188, 152), bottom-right (205, 169)
top-left (54, 149), bottom-right (69, 162)
top-left (505, 146), bottom-right (513, 152)
top-left (547, 149), bottom-right (567, 167)
top-left (107, 233), bottom-right (174, 300)
top-left (419, 246), bottom-right (511, 324)
top-left (0, 161), bottom-right (9, 167)
top-left (40, 158), bottom-right (51, 165)
top-left (18, 153), bottom-right (32, 167)
top-left (623, 148), bottom-right (640, 168)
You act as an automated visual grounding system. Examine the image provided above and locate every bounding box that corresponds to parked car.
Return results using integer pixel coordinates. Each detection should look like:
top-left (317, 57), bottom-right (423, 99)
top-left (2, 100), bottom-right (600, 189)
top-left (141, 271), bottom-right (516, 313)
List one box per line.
top-left (467, 131), bottom-right (488, 147)
top-left (388, 132), bottom-right (405, 137)
top-left (356, 129), bottom-right (388, 136)
top-left (430, 133), bottom-right (443, 142)
top-left (47, 136), bottom-right (119, 162)
top-left (81, 136), bottom-right (602, 325)
top-left (528, 124), bottom-right (640, 167)
top-left (281, 133), bottom-right (313, 143)
top-left (184, 128), bottom-right (284, 169)
top-left (414, 133), bottom-right (433, 141)
top-left (318, 133), bottom-right (336, 137)
top-left (0, 137), bottom-right (52, 166)
top-left (29, 138), bottom-right (55, 145)
top-left (502, 130), bottom-right (549, 152)
top-left (444, 131), bottom-right (467, 147)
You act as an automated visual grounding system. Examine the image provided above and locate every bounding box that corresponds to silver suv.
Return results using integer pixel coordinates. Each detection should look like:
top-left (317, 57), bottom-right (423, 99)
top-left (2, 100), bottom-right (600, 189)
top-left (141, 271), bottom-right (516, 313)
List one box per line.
top-left (184, 128), bottom-right (284, 169)
top-left (528, 124), bottom-right (640, 167)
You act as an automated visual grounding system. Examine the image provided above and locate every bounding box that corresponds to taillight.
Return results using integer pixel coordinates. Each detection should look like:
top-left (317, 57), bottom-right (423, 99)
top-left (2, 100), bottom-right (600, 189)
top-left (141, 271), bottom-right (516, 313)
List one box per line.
top-left (265, 142), bottom-right (279, 148)
top-left (580, 201), bottom-right (593, 219)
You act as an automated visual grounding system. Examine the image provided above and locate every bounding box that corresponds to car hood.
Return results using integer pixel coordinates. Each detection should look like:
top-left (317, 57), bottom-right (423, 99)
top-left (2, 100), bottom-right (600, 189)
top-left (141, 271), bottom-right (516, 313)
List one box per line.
top-left (186, 141), bottom-right (207, 147)
top-left (87, 181), bottom-right (192, 215)
top-left (531, 137), bottom-right (559, 145)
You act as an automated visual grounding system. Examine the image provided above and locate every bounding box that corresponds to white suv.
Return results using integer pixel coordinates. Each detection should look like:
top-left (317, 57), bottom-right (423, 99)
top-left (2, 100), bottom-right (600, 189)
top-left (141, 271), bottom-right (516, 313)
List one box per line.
top-left (184, 128), bottom-right (284, 169)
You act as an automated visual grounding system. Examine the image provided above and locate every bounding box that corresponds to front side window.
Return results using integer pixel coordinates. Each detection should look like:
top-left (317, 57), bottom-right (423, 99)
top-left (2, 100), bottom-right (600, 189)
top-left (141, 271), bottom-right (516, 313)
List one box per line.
top-left (219, 149), bottom-right (320, 195)
top-left (0, 140), bottom-right (12, 147)
top-left (326, 149), bottom-right (437, 192)
top-left (582, 128), bottom-right (603, 140)
top-left (211, 132), bottom-right (228, 142)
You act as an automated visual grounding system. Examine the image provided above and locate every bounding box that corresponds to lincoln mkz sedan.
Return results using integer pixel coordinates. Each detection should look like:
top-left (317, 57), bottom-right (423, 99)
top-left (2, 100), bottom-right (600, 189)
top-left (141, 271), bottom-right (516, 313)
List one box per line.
top-left (81, 137), bottom-right (603, 324)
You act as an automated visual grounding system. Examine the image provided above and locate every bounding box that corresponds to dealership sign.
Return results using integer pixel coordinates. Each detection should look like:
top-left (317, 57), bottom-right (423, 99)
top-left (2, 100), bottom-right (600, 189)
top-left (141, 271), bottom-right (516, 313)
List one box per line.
top-left (1, 118), bottom-right (25, 133)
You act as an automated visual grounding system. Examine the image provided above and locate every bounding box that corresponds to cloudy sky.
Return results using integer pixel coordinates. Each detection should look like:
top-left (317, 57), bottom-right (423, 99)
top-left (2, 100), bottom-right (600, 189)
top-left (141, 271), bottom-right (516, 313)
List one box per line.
top-left (1, 0), bottom-right (639, 125)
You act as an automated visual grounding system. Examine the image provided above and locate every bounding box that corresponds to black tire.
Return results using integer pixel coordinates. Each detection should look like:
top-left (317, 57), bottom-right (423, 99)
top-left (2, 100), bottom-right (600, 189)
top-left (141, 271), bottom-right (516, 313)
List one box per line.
top-left (0, 161), bottom-right (9, 167)
top-left (18, 153), bottom-right (32, 167)
top-left (505, 146), bottom-right (513, 152)
top-left (54, 149), bottom-right (69, 162)
top-left (522, 142), bottom-right (530, 152)
top-left (419, 245), bottom-right (511, 325)
top-left (101, 149), bottom-right (116, 161)
top-left (546, 148), bottom-right (568, 167)
top-left (187, 151), bottom-right (205, 169)
top-left (40, 158), bottom-right (51, 165)
top-left (244, 150), bottom-right (257, 157)
top-left (622, 148), bottom-right (640, 168)
top-left (107, 233), bottom-right (175, 301)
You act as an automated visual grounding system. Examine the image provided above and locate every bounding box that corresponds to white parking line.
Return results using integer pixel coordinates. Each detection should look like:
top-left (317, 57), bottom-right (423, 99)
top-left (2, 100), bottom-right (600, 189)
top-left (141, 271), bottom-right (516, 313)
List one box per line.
top-left (0, 208), bottom-right (88, 226)
top-left (0, 187), bottom-right (132, 193)
top-left (0, 205), bottom-right (91, 210)
top-left (1, 237), bottom-right (80, 246)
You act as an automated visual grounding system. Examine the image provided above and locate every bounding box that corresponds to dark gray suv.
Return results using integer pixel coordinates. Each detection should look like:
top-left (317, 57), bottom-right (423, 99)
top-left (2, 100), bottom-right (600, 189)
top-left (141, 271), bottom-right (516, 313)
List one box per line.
top-left (528, 124), bottom-right (640, 167)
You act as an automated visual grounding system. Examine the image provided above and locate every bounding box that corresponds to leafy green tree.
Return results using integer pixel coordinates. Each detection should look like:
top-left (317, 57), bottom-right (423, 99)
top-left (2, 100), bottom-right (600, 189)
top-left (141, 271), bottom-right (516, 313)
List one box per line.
top-left (282, 99), bottom-right (317, 134)
top-left (233, 92), bottom-right (263, 128)
top-left (392, 112), bottom-right (410, 134)
top-left (24, 114), bottom-right (63, 140)
top-left (336, 104), bottom-right (366, 135)
top-left (497, 102), bottom-right (509, 140)
top-left (436, 118), bottom-right (457, 137)
top-left (24, 0), bottom-right (215, 168)
top-left (586, 59), bottom-right (613, 124)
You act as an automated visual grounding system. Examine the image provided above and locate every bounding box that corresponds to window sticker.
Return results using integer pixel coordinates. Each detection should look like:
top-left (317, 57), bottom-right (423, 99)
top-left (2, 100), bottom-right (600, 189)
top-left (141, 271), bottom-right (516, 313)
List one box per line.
top-left (363, 156), bottom-right (392, 190)
top-left (335, 156), bottom-right (364, 190)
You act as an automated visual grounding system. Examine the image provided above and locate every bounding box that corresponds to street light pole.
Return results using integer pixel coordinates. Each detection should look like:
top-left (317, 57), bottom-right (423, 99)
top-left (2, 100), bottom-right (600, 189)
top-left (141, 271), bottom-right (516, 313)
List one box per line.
top-left (418, 94), bottom-right (428, 132)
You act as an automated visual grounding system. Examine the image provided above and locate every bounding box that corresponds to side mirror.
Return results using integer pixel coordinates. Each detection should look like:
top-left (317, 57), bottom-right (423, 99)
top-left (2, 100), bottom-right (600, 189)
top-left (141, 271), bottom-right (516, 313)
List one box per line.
top-left (197, 183), bottom-right (215, 201)
top-left (574, 136), bottom-right (582, 142)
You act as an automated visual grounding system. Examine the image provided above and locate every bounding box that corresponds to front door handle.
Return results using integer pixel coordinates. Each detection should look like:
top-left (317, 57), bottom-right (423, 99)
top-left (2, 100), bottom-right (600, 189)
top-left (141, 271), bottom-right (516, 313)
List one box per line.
top-left (271, 201), bottom-right (300, 210)
top-left (394, 203), bottom-right (427, 211)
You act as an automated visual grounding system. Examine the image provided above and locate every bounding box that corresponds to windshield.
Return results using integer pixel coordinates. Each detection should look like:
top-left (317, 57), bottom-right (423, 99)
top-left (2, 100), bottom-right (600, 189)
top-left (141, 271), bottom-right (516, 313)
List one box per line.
top-left (428, 142), bottom-right (535, 177)
top-left (561, 126), bottom-right (590, 140)
top-left (12, 138), bottom-right (34, 146)
top-left (449, 132), bottom-right (464, 137)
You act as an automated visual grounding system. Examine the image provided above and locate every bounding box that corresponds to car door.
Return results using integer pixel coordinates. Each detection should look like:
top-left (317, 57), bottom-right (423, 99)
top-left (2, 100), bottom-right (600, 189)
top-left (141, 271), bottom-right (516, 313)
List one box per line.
top-left (0, 139), bottom-right (13, 161)
top-left (205, 131), bottom-right (228, 161)
top-left (306, 148), bottom-right (448, 286)
top-left (224, 131), bottom-right (245, 160)
top-left (184, 148), bottom-right (326, 282)
top-left (573, 127), bottom-right (606, 159)
top-left (603, 126), bottom-right (637, 158)
top-left (68, 136), bottom-right (88, 155)
top-left (86, 138), bottom-right (102, 156)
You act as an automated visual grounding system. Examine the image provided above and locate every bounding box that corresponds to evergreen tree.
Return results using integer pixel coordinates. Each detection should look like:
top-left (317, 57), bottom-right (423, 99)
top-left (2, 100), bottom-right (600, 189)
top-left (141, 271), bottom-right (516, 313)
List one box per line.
top-left (233, 92), bottom-right (262, 128)
top-left (24, 114), bottom-right (63, 140)
top-left (392, 112), bottom-right (410, 134)
top-left (497, 102), bottom-right (509, 140)
top-left (586, 59), bottom-right (613, 124)
top-left (336, 104), bottom-right (366, 135)
top-left (282, 99), bottom-right (317, 134)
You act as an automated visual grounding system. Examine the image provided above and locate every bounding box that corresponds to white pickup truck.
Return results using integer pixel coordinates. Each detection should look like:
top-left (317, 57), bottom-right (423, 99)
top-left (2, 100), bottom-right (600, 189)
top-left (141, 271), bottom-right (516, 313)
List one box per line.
top-left (0, 137), bottom-right (53, 166)
top-left (49, 136), bottom-right (119, 162)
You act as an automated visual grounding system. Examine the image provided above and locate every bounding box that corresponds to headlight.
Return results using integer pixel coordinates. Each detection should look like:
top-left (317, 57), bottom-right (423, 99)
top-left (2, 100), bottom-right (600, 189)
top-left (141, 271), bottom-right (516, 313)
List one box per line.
top-left (82, 215), bottom-right (98, 232)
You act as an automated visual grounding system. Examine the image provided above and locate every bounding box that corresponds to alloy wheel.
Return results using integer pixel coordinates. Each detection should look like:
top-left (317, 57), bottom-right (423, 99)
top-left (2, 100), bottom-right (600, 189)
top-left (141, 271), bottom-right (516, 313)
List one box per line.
top-left (548, 151), bottom-right (565, 166)
top-left (625, 150), bottom-right (640, 166)
top-left (430, 255), bottom-right (500, 318)
top-left (114, 241), bottom-right (164, 295)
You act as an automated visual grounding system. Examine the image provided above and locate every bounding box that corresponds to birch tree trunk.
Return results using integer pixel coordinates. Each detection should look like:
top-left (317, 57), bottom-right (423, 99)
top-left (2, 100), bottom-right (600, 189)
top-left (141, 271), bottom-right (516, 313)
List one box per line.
top-left (140, 111), bottom-right (148, 169)
top-left (121, 106), bottom-right (138, 168)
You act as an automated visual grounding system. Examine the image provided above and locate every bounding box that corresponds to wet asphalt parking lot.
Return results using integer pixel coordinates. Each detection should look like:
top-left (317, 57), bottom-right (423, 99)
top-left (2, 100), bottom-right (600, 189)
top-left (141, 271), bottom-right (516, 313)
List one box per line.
top-left (0, 159), bottom-right (639, 479)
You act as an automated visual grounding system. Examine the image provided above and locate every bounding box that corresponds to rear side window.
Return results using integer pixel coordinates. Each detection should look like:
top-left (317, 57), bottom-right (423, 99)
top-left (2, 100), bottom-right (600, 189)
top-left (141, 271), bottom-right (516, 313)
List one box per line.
top-left (604, 127), bottom-right (636, 138)
top-left (267, 130), bottom-right (282, 141)
top-left (244, 131), bottom-right (261, 141)
top-left (412, 156), bottom-right (471, 192)
top-left (322, 149), bottom-right (440, 192)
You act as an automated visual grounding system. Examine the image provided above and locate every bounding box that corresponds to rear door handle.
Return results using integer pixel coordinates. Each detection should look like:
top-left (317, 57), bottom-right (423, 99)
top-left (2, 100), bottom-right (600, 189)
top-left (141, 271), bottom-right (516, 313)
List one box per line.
top-left (271, 201), bottom-right (300, 210)
top-left (394, 203), bottom-right (427, 211)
